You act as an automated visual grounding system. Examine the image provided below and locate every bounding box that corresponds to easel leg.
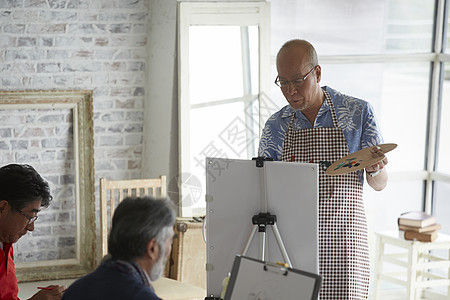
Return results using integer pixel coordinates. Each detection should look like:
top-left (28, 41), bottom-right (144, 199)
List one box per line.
top-left (242, 225), bottom-right (258, 256)
top-left (272, 223), bottom-right (292, 266)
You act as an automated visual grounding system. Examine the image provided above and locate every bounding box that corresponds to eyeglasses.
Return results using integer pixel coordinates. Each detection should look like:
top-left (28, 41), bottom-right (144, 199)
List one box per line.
top-left (274, 65), bottom-right (317, 88)
top-left (17, 210), bottom-right (38, 225)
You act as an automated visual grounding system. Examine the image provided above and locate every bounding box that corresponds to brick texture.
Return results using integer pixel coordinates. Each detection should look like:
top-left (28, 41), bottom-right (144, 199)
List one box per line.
top-left (0, 0), bottom-right (150, 263)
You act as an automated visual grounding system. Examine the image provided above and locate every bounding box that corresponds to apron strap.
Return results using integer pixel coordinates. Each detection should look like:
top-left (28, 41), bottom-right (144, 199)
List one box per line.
top-left (323, 89), bottom-right (339, 128)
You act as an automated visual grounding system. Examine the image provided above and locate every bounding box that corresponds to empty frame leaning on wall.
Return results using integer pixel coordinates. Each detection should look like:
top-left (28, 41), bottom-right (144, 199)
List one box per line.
top-left (0, 90), bottom-right (95, 282)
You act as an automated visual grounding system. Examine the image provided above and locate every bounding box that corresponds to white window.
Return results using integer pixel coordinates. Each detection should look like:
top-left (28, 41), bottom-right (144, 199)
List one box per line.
top-left (177, 2), bottom-right (270, 216)
top-left (178, 0), bottom-right (450, 236)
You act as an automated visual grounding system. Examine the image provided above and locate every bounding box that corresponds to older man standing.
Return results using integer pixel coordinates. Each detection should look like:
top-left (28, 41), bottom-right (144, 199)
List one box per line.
top-left (0, 164), bottom-right (66, 300)
top-left (259, 39), bottom-right (389, 299)
top-left (62, 197), bottom-right (176, 300)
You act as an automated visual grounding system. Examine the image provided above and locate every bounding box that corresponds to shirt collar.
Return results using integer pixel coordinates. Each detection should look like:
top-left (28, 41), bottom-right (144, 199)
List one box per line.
top-left (318, 94), bottom-right (331, 116)
top-left (281, 105), bottom-right (294, 119)
top-left (280, 89), bottom-right (331, 120)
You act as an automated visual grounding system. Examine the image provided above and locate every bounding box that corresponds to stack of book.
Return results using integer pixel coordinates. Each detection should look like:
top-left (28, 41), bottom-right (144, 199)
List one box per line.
top-left (398, 211), bottom-right (441, 242)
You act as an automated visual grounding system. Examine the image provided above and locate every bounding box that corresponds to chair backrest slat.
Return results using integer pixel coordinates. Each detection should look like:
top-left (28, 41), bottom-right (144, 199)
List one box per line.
top-left (99, 176), bottom-right (167, 263)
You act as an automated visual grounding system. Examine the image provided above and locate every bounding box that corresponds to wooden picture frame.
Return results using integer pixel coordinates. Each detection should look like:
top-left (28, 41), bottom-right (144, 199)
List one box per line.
top-left (0, 90), bottom-right (96, 282)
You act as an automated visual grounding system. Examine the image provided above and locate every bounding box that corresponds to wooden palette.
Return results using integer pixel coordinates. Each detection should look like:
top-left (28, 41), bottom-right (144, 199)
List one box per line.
top-left (325, 143), bottom-right (397, 176)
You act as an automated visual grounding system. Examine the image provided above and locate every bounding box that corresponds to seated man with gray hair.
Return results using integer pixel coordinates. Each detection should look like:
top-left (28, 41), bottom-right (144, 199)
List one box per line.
top-left (62, 197), bottom-right (176, 300)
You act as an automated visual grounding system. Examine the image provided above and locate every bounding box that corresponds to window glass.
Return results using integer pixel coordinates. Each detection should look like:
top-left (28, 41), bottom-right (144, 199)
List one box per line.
top-left (271, 0), bottom-right (435, 55)
top-left (189, 26), bottom-right (259, 105)
top-left (365, 179), bottom-right (424, 293)
top-left (186, 24), bottom-right (260, 214)
top-left (446, 13), bottom-right (450, 53)
top-left (322, 62), bottom-right (429, 172)
top-left (183, 1), bottom-right (443, 218)
top-left (433, 181), bottom-right (450, 234)
top-left (248, 26), bottom-right (260, 96)
top-left (437, 63), bottom-right (450, 173)
top-left (188, 102), bottom-right (259, 211)
top-left (364, 179), bottom-right (424, 232)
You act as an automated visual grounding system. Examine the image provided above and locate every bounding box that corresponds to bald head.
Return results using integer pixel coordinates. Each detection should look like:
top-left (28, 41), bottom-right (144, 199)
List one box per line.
top-left (276, 39), bottom-right (318, 70)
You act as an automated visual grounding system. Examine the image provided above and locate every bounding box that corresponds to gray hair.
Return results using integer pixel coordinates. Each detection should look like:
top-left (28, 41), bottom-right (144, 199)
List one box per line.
top-left (277, 39), bottom-right (318, 68)
top-left (108, 196), bottom-right (176, 261)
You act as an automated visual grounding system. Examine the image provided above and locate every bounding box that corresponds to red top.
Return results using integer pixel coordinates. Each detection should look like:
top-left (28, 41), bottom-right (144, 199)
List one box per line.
top-left (0, 243), bottom-right (19, 300)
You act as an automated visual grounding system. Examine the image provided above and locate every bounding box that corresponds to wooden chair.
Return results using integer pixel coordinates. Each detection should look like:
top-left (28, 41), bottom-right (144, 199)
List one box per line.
top-left (99, 176), bottom-right (167, 260)
top-left (98, 177), bottom-right (206, 298)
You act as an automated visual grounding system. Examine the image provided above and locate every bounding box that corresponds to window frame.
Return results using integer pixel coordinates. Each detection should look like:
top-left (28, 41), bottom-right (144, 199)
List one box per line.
top-left (314, 0), bottom-right (450, 214)
top-left (177, 1), bottom-right (270, 216)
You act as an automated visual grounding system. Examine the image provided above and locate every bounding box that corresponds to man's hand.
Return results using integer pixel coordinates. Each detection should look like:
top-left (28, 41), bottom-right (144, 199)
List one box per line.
top-left (365, 146), bottom-right (388, 174)
top-left (29, 285), bottom-right (66, 300)
top-left (365, 146), bottom-right (389, 191)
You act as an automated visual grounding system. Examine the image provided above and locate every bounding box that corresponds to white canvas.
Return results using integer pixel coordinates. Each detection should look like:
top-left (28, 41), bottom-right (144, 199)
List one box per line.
top-left (205, 158), bottom-right (319, 297)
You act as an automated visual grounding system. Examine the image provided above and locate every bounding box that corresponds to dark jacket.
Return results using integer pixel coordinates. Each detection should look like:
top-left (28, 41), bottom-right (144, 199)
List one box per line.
top-left (62, 261), bottom-right (161, 300)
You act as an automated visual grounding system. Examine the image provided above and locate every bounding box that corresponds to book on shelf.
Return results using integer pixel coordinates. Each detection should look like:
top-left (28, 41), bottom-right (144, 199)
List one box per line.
top-left (401, 230), bottom-right (438, 242)
top-left (398, 211), bottom-right (435, 228)
top-left (398, 223), bottom-right (441, 233)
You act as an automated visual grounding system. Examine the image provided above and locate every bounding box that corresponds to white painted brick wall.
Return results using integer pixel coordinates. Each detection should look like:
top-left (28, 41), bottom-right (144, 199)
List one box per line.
top-left (0, 0), bottom-right (151, 263)
top-left (0, 108), bottom-right (76, 262)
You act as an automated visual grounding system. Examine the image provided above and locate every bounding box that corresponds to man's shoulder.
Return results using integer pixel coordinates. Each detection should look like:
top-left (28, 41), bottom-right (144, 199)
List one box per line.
top-left (265, 105), bottom-right (292, 123)
top-left (324, 86), bottom-right (370, 107)
top-left (63, 265), bottom-right (157, 300)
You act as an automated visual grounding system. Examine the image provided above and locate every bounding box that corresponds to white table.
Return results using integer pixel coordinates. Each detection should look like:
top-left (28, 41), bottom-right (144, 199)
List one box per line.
top-left (373, 230), bottom-right (450, 300)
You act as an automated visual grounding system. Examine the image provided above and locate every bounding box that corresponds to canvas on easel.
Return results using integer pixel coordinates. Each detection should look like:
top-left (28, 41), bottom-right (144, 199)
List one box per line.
top-left (224, 255), bottom-right (321, 300)
top-left (205, 158), bottom-right (319, 297)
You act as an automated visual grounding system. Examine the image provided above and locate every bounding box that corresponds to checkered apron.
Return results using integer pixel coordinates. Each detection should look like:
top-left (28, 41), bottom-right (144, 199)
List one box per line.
top-left (281, 92), bottom-right (370, 299)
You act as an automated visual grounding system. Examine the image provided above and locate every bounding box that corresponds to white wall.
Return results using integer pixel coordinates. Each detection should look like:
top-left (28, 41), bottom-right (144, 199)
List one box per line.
top-left (0, 0), bottom-right (165, 261)
top-left (143, 0), bottom-right (179, 198)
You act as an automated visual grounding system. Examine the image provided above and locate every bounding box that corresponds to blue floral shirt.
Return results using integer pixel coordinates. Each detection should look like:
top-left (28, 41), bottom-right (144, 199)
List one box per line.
top-left (258, 86), bottom-right (384, 184)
